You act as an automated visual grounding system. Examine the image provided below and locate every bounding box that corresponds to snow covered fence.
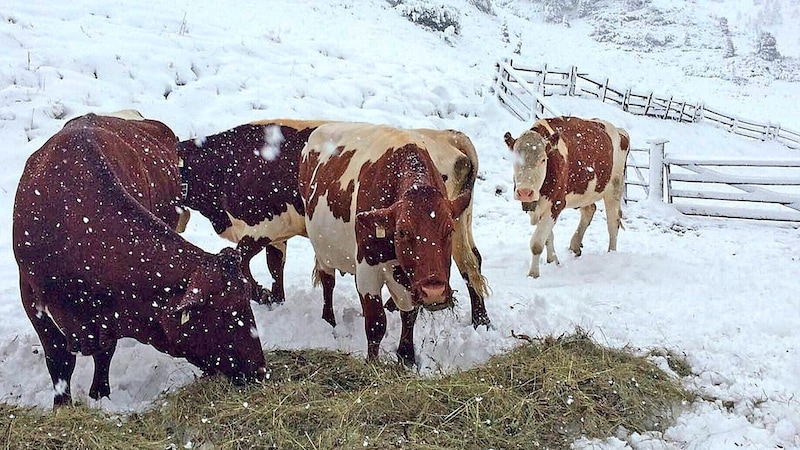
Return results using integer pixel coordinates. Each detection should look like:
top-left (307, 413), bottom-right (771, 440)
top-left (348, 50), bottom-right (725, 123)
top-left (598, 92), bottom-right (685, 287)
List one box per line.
top-left (627, 141), bottom-right (800, 222)
top-left (493, 59), bottom-right (800, 150)
top-left (493, 59), bottom-right (561, 121)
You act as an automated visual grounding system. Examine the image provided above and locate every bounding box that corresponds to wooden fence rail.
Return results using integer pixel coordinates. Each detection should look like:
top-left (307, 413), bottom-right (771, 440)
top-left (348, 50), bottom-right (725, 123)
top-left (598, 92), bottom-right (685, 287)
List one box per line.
top-left (494, 59), bottom-right (800, 149)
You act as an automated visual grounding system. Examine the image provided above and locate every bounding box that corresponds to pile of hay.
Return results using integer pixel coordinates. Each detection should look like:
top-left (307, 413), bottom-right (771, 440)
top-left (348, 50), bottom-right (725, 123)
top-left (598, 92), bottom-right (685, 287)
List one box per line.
top-left (0, 330), bottom-right (692, 449)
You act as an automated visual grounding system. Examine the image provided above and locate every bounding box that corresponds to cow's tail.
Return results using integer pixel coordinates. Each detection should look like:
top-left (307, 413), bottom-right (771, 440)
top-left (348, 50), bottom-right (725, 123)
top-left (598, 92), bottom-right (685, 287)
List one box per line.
top-left (449, 131), bottom-right (491, 299)
top-left (311, 261), bottom-right (322, 288)
top-left (616, 127), bottom-right (630, 231)
top-left (618, 128), bottom-right (631, 154)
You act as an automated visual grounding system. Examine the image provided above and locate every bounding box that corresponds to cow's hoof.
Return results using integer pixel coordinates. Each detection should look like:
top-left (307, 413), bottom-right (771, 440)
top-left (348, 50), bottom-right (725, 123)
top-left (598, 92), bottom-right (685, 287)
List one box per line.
top-left (396, 350), bottom-right (416, 368)
top-left (384, 298), bottom-right (399, 312)
top-left (472, 313), bottom-right (491, 329)
top-left (267, 291), bottom-right (285, 306)
top-left (89, 383), bottom-right (111, 401)
top-left (253, 287), bottom-right (274, 305)
top-left (322, 313), bottom-right (336, 328)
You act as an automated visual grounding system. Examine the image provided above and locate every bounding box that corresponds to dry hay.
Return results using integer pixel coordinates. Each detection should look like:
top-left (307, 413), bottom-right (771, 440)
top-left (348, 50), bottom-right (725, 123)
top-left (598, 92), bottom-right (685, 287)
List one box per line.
top-left (0, 330), bottom-right (693, 449)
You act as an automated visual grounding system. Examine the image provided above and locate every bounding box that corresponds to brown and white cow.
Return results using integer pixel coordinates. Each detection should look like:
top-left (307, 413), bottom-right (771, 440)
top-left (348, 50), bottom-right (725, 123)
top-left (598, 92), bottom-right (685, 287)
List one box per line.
top-left (299, 122), bottom-right (477, 365)
top-left (177, 120), bottom-right (329, 304)
top-left (504, 116), bottom-right (630, 278)
top-left (13, 113), bottom-right (266, 408)
top-left (178, 120), bottom-right (490, 329)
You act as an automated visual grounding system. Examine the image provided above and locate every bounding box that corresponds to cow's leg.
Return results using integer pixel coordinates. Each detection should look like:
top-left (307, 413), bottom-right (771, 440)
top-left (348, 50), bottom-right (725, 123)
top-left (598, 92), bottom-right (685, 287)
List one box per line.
top-left (451, 212), bottom-right (490, 328)
top-left (265, 242), bottom-right (286, 304)
top-left (570, 203), bottom-right (597, 256)
top-left (545, 230), bottom-right (559, 265)
top-left (89, 341), bottom-right (117, 401)
top-left (397, 307), bottom-right (419, 367)
top-left (237, 236), bottom-right (271, 304)
top-left (360, 293), bottom-right (386, 361)
top-left (604, 193), bottom-right (623, 252)
top-left (318, 269), bottom-right (337, 327)
top-left (21, 282), bottom-right (76, 408)
top-left (528, 215), bottom-right (556, 278)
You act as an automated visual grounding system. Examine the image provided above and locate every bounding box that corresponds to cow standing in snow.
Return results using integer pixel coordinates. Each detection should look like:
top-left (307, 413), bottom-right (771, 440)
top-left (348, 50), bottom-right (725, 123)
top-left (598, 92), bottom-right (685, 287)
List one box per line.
top-left (504, 116), bottom-right (630, 278)
top-left (178, 120), bottom-right (490, 329)
top-left (299, 122), bottom-right (476, 365)
top-left (13, 113), bottom-right (266, 407)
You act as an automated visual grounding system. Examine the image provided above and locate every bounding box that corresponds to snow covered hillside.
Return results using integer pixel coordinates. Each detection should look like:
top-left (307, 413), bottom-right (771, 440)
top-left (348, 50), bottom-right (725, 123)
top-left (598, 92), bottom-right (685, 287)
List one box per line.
top-left (1, 1), bottom-right (799, 448)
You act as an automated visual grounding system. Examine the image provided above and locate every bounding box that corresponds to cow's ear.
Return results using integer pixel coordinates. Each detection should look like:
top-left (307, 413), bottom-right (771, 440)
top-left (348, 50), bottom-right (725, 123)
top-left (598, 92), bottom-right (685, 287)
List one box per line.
top-left (175, 208), bottom-right (191, 233)
top-left (356, 206), bottom-right (396, 239)
top-left (546, 131), bottom-right (560, 148)
top-left (503, 132), bottom-right (515, 150)
top-left (450, 190), bottom-right (472, 219)
top-left (175, 268), bottom-right (206, 312)
top-left (218, 247), bottom-right (243, 277)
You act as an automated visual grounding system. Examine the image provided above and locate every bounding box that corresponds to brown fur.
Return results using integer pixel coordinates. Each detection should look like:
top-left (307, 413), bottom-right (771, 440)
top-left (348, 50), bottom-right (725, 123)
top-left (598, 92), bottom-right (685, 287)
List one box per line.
top-left (13, 114), bottom-right (266, 407)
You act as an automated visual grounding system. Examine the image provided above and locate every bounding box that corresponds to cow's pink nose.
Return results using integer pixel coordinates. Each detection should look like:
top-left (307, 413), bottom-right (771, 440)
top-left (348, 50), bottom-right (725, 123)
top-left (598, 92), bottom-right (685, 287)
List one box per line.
top-left (421, 283), bottom-right (446, 301)
top-left (515, 188), bottom-right (537, 201)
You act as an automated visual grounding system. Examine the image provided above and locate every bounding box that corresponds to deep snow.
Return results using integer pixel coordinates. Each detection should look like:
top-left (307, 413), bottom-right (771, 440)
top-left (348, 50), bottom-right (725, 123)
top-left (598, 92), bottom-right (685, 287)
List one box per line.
top-left (1, 1), bottom-right (799, 448)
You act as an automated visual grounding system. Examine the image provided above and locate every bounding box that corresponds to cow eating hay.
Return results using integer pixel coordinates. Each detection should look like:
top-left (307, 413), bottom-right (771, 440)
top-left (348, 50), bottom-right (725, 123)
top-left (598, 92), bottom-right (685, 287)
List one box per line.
top-left (13, 113), bottom-right (267, 407)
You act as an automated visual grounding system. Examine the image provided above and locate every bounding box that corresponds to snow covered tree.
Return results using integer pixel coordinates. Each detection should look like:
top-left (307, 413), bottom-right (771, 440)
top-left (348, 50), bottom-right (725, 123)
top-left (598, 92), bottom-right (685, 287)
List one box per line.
top-left (542, 0), bottom-right (572, 23)
top-left (755, 31), bottom-right (780, 61)
top-left (719, 17), bottom-right (736, 58)
top-left (469, 0), bottom-right (495, 15)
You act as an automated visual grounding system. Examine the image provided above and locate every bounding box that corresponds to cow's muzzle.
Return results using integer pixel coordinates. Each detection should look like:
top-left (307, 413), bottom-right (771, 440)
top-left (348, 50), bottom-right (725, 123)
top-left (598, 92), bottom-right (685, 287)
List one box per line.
top-left (415, 281), bottom-right (455, 312)
top-left (514, 187), bottom-right (539, 203)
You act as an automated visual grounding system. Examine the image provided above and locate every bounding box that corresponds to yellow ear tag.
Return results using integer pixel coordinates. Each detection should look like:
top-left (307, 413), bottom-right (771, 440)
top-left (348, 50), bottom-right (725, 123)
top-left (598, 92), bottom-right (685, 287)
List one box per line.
top-left (181, 310), bottom-right (190, 325)
top-left (376, 226), bottom-right (386, 238)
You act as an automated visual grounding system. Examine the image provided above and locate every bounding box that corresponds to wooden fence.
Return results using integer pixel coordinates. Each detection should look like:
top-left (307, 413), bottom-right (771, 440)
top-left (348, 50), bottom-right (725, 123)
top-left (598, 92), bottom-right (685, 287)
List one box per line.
top-left (494, 59), bottom-right (800, 222)
top-left (494, 59), bottom-right (800, 149)
top-left (624, 141), bottom-right (800, 222)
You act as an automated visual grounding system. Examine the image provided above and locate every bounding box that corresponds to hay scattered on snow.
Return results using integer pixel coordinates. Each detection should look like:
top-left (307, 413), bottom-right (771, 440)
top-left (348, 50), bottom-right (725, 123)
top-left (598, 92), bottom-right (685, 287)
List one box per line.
top-left (0, 330), bottom-right (693, 449)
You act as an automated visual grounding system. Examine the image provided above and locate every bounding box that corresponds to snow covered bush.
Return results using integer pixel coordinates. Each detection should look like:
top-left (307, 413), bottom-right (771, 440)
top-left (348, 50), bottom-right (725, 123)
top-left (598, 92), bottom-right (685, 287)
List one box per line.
top-left (755, 31), bottom-right (780, 61)
top-left (389, 0), bottom-right (461, 39)
top-left (469, 0), bottom-right (495, 15)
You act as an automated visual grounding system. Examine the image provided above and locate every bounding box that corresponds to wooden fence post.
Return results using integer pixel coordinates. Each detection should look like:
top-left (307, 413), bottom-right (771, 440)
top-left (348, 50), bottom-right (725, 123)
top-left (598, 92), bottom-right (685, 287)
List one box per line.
top-left (647, 139), bottom-right (669, 204)
top-left (568, 66), bottom-right (577, 96)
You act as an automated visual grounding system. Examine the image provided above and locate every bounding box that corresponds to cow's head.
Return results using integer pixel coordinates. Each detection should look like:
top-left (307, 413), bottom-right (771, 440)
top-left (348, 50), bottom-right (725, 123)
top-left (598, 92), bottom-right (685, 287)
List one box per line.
top-left (504, 129), bottom-right (559, 204)
top-left (356, 185), bottom-right (472, 309)
top-left (163, 247), bottom-right (266, 383)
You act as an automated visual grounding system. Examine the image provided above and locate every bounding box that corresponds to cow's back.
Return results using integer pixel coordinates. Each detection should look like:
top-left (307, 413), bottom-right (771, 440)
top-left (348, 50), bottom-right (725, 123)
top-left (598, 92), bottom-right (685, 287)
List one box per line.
top-left (14, 116), bottom-right (192, 283)
top-left (61, 114), bottom-right (182, 228)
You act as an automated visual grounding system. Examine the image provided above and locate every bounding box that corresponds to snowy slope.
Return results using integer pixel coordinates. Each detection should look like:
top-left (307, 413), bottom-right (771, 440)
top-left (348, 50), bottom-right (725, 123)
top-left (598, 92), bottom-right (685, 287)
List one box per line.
top-left (1, 1), bottom-right (799, 448)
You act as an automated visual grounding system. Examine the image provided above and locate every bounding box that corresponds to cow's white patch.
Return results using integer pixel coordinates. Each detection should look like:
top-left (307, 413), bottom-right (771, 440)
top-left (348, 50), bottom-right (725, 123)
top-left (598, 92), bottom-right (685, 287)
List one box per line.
top-left (54, 379), bottom-right (69, 397)
top-left (220, 204), bottom-right (305, 244)
top-left (43, 306), bottom-right (67, 337)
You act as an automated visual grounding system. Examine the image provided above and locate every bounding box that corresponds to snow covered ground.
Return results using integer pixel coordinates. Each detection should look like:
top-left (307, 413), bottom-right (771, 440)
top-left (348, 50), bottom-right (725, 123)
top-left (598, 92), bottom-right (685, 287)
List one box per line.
top-left (1, 1), bottom-right (799, 448)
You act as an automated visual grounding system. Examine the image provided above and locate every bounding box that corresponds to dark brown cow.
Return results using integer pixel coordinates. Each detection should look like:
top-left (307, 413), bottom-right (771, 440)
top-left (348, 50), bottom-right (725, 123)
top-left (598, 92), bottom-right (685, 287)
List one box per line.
top-left (177, 120), bottom-right (490, 332)
top-left (299, 122), bottom-right (473, 365)
top-left (177, 120), bottom-right (329, 304)
top-left (504, 116), bottom-right (630, 278)
top-left (13, 113), bottom-right (266, 407)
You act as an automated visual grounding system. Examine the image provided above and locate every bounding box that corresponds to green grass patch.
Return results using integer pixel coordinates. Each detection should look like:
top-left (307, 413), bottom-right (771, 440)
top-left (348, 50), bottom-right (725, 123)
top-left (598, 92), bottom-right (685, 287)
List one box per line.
top-left (0, 330), bottom-right (694, 449)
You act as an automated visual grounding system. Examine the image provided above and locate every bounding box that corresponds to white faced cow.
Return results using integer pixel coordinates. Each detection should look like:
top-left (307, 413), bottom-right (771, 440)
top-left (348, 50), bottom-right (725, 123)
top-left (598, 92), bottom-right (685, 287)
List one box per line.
top-left (504, 116), bottom-right (630, 278)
